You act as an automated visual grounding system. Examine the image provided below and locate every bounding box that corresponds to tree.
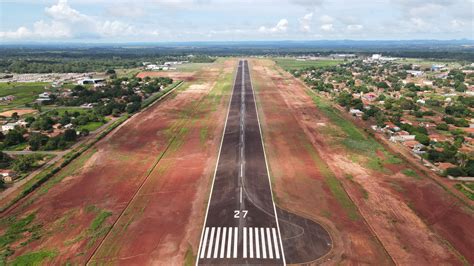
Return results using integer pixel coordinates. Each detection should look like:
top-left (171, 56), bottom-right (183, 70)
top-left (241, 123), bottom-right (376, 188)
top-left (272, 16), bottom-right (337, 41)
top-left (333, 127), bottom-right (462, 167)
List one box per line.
top-left (63, 129), bottom-right (77, 142)
top-left (11, 112), bottom-right (19, 120)
top-left (446, 167), bottom-right (465, 177)
top-left (436, 123), bottom-right (449, 131)
top-left (28, 133), bottom-right (49, 151)
top-left (4, 130), bottom-right (24, 146)
top-left (415, 133), bottom-right (430, 146)
top-left (12, 155), bottom-right (35, 173)
top-left (0, 152), bottom-right (12, 168)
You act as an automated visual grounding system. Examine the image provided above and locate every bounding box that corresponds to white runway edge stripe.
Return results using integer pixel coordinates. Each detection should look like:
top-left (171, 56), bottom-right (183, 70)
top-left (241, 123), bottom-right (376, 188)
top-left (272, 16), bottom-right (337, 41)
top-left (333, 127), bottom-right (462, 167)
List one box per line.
top-left (199, 227), bottom-right (282, 260)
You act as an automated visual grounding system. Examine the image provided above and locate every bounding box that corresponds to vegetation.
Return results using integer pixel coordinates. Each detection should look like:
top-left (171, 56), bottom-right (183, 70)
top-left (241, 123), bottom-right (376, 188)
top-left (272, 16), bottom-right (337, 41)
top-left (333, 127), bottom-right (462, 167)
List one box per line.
top-left (274, 58), bottom-right (343, 71)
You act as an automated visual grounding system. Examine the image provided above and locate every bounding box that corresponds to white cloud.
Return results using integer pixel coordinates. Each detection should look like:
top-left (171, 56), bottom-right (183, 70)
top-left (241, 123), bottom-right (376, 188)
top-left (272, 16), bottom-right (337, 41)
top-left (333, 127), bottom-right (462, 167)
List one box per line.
top-left (320, 23), bottom-right (334, 32)
top-left (0, 0), bottom-right (158, 40)
top-left (347, 24), bottom-right (363, 31)
top-left (299, 12), bottom-right (313, 32)
top-left (259, 19), bottom-right (289, 33)
top-left (319, 15), bottom-right (334, 24)
top-left (45, 0), bottom-right (90, 22)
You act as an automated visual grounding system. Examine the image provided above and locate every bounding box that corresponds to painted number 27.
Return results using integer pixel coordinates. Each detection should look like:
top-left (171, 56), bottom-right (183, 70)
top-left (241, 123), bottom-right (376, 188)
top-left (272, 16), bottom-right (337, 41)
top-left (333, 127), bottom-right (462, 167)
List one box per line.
top-left (234, 210), bottom-right (248, 219)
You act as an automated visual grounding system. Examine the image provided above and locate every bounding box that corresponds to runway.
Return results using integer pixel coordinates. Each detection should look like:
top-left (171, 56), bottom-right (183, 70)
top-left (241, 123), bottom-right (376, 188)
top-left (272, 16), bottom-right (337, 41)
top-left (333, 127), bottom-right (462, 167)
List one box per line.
top-left (197, 59), bottom-right (332, 265)
top-left (197, 60), bottom-right (285, 265)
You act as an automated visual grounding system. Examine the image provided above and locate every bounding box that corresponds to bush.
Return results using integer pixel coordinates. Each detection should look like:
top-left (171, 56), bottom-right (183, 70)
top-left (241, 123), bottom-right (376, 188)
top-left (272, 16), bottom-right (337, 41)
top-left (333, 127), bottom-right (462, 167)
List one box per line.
top-left (436, 123), bottom-right (449, 131)
top-left (446, 167), bottom-right (466, 177)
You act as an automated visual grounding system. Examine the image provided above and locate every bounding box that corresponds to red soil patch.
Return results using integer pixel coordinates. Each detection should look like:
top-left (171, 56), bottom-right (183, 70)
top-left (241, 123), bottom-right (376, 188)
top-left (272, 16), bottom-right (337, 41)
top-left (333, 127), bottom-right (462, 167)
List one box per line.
top-left (251, 59), bottom-right (472, 265)
top-left (89, 59), bottom-right (236, 265)
top-left (0, 60), bottom-right (235, 264)
top-left (251, 60), bottom-right (391, 264)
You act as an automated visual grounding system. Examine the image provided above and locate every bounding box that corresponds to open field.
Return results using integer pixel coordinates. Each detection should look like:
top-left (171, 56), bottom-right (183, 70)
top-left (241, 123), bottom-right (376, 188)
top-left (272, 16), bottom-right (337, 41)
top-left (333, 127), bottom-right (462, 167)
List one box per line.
top-left (251, 59), bottom-right (474, 264)
top-left (0, 59), bottom-right (235, 264)
top-left (273, 58), bottom-right (343, 71)
top-left (89, 59), bottom-right (235, 265)
top-left (0, 82), bottom-right (47, 111)
top-left (0, 109), bottom-right (37, 117)
top-left (251, 59), bottom-right (391, 264)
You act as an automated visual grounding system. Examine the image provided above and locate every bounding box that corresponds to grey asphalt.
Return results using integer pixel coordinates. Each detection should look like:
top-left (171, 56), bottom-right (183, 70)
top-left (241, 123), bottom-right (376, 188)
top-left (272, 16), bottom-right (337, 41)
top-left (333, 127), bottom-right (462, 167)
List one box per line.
top-left (197, 60), bottom-right (332, 265)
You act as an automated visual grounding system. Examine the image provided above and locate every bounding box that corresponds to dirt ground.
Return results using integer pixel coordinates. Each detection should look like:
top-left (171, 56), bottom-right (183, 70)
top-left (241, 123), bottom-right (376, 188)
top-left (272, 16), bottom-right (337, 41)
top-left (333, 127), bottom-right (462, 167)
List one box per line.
top-left (0, 59), bottom-right (235, 264)
top-left (89, 60), bottom-right (236, 265)
top-left (136, 71), bottom-right (197, 81)
top-left (250, 59), bottom-right (473, 265)
top-left (0, 108), bottom-right (37, 117)
top-left (250, 59), bottom-right (392, 265)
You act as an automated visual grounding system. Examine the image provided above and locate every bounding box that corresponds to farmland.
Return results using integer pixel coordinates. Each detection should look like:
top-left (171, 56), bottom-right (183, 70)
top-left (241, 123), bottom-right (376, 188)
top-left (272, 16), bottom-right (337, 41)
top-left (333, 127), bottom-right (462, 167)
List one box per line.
top-left (274, 58), bottom-right (343, 71)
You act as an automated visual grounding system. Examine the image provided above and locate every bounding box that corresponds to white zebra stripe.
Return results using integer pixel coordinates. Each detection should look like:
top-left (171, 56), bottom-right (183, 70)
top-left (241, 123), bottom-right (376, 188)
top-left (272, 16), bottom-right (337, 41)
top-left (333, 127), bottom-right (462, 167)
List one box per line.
top-left (266, 227), bottom-right (274, 259)
top-left (213, 227), bottom-right (221, 258)
top-left (227, 227), bottom-right (232, 258)
top-left (200, 227), bottom-right (209, 259)
top-left (220, 227), bottom-right (227, 258)
top-left (206, 227), bottom-right (216, 258)
top-left (272, 228), bottom-right (281, 259)
top-left (260, 228), bottom-right (267, 259)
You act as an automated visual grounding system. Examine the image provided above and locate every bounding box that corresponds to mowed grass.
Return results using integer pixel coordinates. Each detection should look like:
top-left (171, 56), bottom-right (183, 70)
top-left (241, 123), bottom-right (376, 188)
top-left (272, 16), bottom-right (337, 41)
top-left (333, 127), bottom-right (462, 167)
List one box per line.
top-left (306, 91), bottom-right (405, 173)
top-left (0, 82), bottom-right (48, 111)
top-left (274, 58), bottom-right (343, 71)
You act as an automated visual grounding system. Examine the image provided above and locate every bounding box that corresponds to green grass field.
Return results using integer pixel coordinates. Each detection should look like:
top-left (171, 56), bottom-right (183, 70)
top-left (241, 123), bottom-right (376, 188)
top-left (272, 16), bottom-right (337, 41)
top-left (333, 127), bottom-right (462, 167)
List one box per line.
top-left (174, 63), bottom-right (214, 72)
top-left (77, 121), bottom-right (107, 132)
top-left (274, 58), bottom-right (343, 71)
top-left (0, 82), bottom-right (48, 111)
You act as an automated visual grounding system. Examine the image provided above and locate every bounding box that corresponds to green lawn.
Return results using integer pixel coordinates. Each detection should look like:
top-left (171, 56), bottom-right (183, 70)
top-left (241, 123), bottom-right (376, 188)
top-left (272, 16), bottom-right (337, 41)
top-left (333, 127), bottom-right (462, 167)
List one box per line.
top-left (0, 82), bottom-right (48, 111)
top-left (77, 121), bottom-right (107, 132)
top-left (274, 58), bottom-right (343, 71)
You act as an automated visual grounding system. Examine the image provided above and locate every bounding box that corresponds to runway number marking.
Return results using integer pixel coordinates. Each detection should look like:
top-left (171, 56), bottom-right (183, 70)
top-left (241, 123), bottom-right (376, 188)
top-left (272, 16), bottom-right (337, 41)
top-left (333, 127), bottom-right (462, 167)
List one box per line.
top-left (234, 210), bottom-right (248, 219)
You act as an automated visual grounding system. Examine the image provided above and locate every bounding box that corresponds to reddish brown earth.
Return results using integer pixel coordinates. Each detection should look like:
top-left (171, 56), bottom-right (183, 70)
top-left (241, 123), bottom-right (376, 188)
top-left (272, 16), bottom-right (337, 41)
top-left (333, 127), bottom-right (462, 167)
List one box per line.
top-left (250, 59), bottom-right (392, 265)
top-left (251, 59), bottom-right (474, 265)
top-left (0, 59), bottom-right (235, 264)
top-left (89, 60), bottom-right (235, 265)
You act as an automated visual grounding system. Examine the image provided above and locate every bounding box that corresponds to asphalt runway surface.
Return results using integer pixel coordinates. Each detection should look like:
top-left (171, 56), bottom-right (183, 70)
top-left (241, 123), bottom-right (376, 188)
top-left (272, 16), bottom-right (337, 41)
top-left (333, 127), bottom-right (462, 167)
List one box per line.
top-left (197, 60), bottom-right (331, 265)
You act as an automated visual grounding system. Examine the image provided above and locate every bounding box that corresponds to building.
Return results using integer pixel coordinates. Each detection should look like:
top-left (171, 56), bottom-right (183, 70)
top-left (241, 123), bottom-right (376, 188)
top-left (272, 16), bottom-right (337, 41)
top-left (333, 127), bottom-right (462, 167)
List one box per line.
top-left (406, 70), bottom-right (424, 77)
top-left (36, 92), bottom-right (51, 103)
top-left (78, 78), bottom-right (105, 85)
top-left (1, 122), bottom-right (17, 132)
top-left (0, 170), bottom-right (17, 183)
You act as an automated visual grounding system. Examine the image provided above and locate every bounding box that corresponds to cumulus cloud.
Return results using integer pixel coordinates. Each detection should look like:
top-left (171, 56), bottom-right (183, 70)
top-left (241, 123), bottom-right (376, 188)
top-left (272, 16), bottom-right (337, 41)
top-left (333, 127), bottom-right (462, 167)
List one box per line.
top-left (299, 12), bottom-right (313, 32)
top-left (259, 19), bottom-right (289, 33)
top-left (320, 24), bottom-right (334, 32)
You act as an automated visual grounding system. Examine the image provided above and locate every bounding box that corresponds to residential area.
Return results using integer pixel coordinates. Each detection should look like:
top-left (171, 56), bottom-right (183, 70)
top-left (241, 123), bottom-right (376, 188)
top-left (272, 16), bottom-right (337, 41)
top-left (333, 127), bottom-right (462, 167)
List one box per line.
top-left (293, 55), bottom-right (474, 199)
top-left (0, 72), bottom-right (174, 187)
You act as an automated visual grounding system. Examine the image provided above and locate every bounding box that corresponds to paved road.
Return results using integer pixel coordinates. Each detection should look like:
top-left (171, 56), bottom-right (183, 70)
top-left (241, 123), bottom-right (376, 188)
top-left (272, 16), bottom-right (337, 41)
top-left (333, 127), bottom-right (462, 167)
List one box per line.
top-left (197, 60), bottom-right (285, 265)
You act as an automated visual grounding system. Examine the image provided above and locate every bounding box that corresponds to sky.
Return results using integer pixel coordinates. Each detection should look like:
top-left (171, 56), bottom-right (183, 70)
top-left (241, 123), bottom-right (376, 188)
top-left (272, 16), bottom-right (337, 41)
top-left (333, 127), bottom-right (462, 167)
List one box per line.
top-left (0, 0), bottom-right (473, 43)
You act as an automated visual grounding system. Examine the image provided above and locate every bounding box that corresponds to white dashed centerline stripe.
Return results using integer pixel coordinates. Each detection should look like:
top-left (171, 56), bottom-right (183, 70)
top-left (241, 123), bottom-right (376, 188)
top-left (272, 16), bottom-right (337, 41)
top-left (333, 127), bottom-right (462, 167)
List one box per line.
top-left (220, 227), bottom-right (227, 258)
top-left (266, 228), bottom-right (274, 259)
top-left (213, 227), bottom-right (221, 258)
top-left (207, 227), bottom-right (215, 259)
top-left (227, 227), bottom-right (232, 258)
top-left (243, 227), bottom-right (247, 258)
top-left (233, 227), bottom-right (238, 258)
top-left (260, 228), bottom-right (267, 259)
top-left (200, 227), bottom-right (209, 259)
top-left (272, 228), bottom-right (281, 259)
top-left (255, 228), bottom-right (260, 258)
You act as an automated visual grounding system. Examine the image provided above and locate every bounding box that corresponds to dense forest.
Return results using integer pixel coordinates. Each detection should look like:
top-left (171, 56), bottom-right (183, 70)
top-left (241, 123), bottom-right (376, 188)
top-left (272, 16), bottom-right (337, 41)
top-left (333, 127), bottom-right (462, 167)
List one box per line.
top-left (0, 40), bottom-right (473, 73)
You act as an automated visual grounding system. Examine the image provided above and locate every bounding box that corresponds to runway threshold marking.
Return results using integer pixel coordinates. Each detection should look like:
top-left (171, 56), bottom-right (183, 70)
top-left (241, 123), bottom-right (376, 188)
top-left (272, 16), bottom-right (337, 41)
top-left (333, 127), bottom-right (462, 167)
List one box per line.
top-left (199, 226), bottom-right (281, 260)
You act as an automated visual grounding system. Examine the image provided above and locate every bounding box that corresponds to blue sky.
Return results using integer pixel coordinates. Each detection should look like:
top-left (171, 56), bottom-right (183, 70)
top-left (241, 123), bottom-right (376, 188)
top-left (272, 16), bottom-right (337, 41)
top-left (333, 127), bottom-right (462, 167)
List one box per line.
top-left (0, 0), bottom-right (473, 42)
